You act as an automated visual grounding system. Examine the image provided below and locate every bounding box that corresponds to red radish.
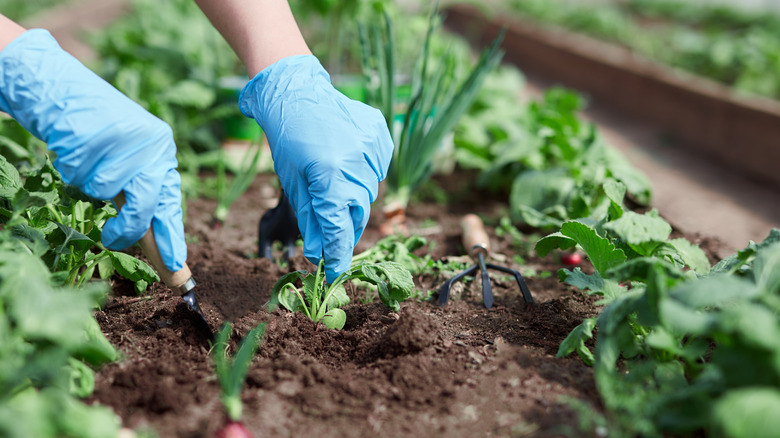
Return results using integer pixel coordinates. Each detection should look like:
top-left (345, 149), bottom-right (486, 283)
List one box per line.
top-left (561, 251), bottom-right (582, 266)
top-left (216, 421), bottom-right (253, 438)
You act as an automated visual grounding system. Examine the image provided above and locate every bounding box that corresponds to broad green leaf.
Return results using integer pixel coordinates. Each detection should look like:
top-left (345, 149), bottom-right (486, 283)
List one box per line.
top-left (12, 189), bottom-right (59, 213)
top-left (510, 169), bottom-right (575, 226)
top-left (603, 210), bottom-right (671, 256)
top-left (558, 268), bottom-right (626, 303)
top-left (561, 220), bottom-right (627, 274)
top-left (557, 317), bottom-right (596, 365)
top-left (608, 257), bottom-right (686, 286)
top-left (54, 222), bottom-right (95, 252)
top-left (0, 154), bottom-right (22, 199)
top-left (658, 298), bottom-right (715, 335)
top-left (535, 231), bottom-right (577, 257)
top-left (67, 358), bottom-right (95, 398)
top-left (73, 316), bottom-right (118, 366)
top-left (107, 251), bottom-right (159, 285)
top-left (596, 289), bottom-right (644, 336)
top-left (667, 238), bottom-right (711, 274)
top-left (376, 261), bottom-right (414, 302)
top-left (716, 303), bottom-right (780, 351)
top-left (602, 145), bottom-right (651, 206)
top-left (645, 328), bottom-right (685, 358)
top-left (323, 283), bottom-right (350, 310)
top-left (668, 274), bottom-right (760, 308)
top-left (353, 261), bottom-right (414, 309)
top-left (711, 229), bottom-right (780, 275)
top-left (515, 205), bottom-right (565, 229)
top-left (158, 79), bottom-right (216, 109)
top-left (712, 388), bottom-right (780, 438)
top-left (97, 256), bottom-right (114, 280)
top-left (2, 252), bottom-right (109, 350)
top-left (302, 273), bottom-right (320, 307)
top-left (9, 223), bottom-right (48, 256)
top-left (268, 270), bottom-right (307, 312)
top-left (322, 308), bottom-right (346, 330)
top-left (55, 387), bottom-right (121, 438)
top-left (2, 386), bottom-right (120, 438)
top-left (602, 178), bottom-right (626, 220)
top-left (753, 242), bottom-right (780, 293)
top-left (277, 284), bottom-right (303, 313)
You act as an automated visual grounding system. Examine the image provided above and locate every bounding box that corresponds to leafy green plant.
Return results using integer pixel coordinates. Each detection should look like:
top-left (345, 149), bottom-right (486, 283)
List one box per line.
top-left (212, 322), bottom-right (265, 438)
top-left (351, 234), bottom-right (431, 274)
top-left (269, 259), bottom-right (414, 329)
top-left (458, 86), bottom-right (652, 230)
top-left (0, 238), bottom-right (120, 438)
top-left (359, 6), bottom-right (504, 217)
top-left (534, 178), bottom-right (780, 436)
top-left (0, 129), bottom-right (158, 292)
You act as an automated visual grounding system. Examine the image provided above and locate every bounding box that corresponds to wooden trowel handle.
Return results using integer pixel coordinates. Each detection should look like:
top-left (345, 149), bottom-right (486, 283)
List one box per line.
top-left (113, 192), bottom-right (192, 289)
top-left (461, 214), bottom-right (490, 257)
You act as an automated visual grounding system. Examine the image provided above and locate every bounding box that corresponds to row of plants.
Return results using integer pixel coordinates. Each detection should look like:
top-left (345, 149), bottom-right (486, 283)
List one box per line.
top-left (0, 116), bottom-right (166, 437)
top-left (499, 0), bottom-right (780, 100)
top-left (535, 177), bottom-right (780, 436)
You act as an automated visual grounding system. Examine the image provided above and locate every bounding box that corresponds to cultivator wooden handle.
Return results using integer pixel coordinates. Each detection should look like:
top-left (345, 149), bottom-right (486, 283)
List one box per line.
top-left (113, 193), bottom-right (192, 291)
top-left (461, 214), bottom-right (490, 258)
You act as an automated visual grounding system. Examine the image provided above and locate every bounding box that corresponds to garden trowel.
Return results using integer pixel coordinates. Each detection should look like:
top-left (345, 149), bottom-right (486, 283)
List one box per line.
top-left (114, 193), bottom-right (212, 336)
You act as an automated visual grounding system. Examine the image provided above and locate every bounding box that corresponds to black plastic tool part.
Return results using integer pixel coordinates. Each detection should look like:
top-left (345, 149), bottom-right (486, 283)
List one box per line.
top-left (436, 261), bottom-right (535, 308)
top-left (258, 192), bottom-right (300, 260)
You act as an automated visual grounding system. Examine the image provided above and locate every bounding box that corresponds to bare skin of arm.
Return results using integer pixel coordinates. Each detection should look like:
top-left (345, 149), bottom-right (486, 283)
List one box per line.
top-left (0, 14), bottom-right (26, 52)
top-left (193, 0), bottom-right (312, 77)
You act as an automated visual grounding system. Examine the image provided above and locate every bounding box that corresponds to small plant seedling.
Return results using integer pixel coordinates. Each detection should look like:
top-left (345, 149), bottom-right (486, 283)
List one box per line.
top-left (269, 259), bottom-right (414, 329)
top-left (212, 322), bottom-right (266, 438)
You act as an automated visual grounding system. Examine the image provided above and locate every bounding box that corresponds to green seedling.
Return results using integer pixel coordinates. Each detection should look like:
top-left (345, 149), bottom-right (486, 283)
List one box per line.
top-left (269, 259), bottom-right (414, 329)
top-left (212, 322), bottom-right (265, 438)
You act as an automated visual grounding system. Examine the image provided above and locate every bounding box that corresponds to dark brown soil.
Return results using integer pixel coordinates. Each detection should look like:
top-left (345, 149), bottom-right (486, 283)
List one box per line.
top-left (88, 171), bottom-right (724, 437)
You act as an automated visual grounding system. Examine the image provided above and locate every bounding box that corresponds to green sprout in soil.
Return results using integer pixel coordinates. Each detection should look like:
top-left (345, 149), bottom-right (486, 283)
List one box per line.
top-left (269, 259), bottom-right (414, 329)
top-left (212, 322), bottom-right (266, 438)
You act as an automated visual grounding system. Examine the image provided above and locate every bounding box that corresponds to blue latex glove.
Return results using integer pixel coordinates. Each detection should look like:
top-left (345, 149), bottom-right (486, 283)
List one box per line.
top-left (0, 30), bottom-right (186, 272)
top-left (240, 55), bottom-right (393, 283)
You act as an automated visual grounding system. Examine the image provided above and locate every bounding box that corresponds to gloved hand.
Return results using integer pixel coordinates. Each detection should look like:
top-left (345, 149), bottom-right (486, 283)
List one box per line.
top-left (240, 55), bottom-right (393, 283)
top-left (0, 29), bottom-right (186, 272)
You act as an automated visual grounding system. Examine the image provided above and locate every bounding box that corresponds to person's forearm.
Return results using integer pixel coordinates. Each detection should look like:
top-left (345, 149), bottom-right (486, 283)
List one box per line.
top-left (193, 0), bottom-right (312, 77)
top-left (0, 14), bottom-right (27, 53)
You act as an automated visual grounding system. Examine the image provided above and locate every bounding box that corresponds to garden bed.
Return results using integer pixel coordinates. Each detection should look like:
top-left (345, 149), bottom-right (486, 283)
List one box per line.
top-left (87, 172), bottom-right (723, 437)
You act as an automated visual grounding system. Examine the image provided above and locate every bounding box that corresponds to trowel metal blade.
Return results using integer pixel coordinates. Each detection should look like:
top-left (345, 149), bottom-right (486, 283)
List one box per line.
top-left (181, 290), bottom-right (213, 337)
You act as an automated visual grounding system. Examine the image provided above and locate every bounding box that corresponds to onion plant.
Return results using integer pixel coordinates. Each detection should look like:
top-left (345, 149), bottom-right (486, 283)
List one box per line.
top-left (359, 6), bottom-right (504, 228)
top-left (212, 322), bottom-right (266, 438)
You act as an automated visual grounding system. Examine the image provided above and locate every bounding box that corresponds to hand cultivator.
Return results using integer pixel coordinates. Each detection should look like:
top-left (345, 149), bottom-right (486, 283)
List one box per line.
top-left (437, 214), bottom-right (535, 309)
